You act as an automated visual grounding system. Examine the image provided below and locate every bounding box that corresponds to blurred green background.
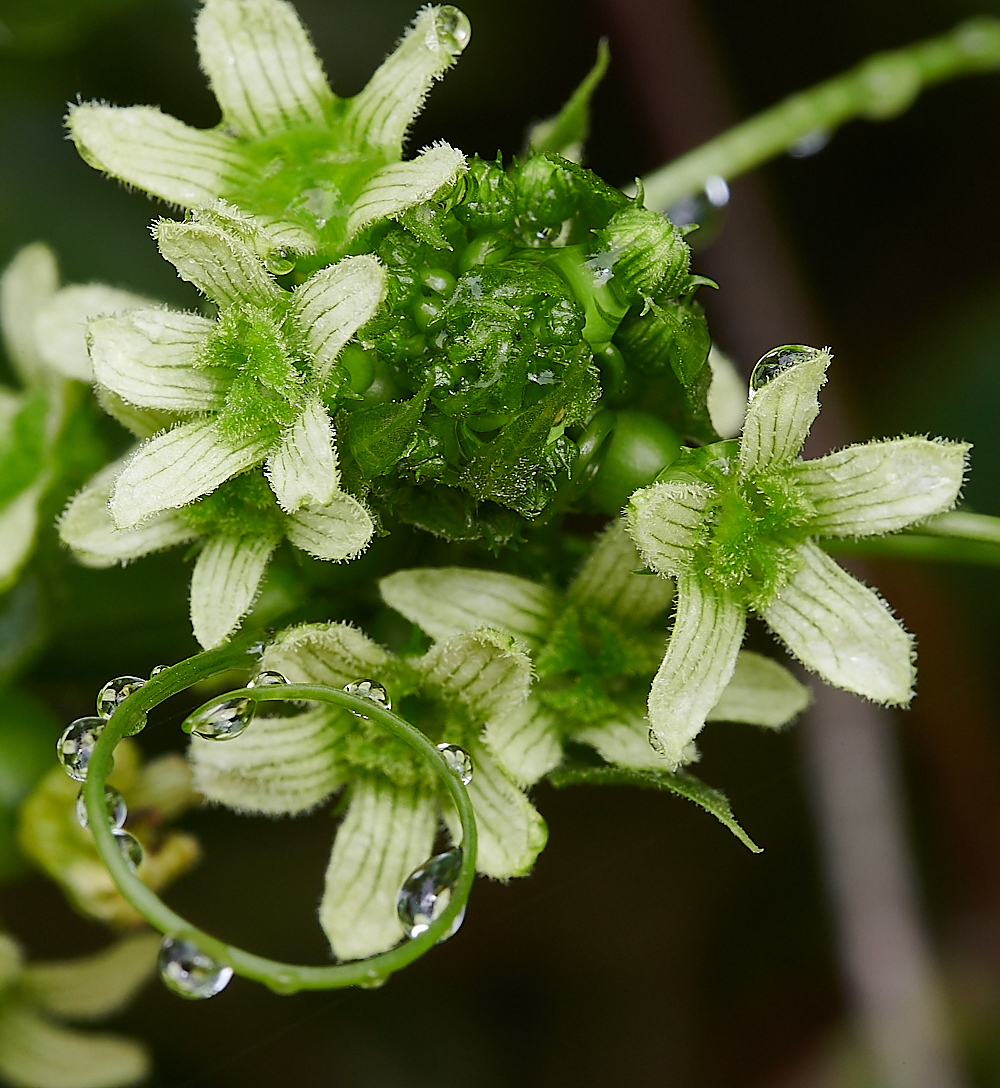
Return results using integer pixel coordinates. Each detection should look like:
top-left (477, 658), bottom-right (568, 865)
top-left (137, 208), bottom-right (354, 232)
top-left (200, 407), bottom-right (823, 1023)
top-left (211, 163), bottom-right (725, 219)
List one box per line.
top-left (3, 0), bottom-right (1000, 1084)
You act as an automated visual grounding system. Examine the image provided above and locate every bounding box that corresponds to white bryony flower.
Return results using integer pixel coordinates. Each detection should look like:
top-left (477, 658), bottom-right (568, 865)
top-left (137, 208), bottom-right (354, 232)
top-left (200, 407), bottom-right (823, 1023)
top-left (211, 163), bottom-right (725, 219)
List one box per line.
top-left (67, 0), bottom-right (471, 259)
top-left (0, 930), bottom-right (159, 1088)
top-left (188, 622), bottom-right (548, 961)
top-left (0, 244), bottom-right (150, 593)
top-left (58, 205), bottom-right (383, 649)
top-left (625, 346), bottom-right (970, 768)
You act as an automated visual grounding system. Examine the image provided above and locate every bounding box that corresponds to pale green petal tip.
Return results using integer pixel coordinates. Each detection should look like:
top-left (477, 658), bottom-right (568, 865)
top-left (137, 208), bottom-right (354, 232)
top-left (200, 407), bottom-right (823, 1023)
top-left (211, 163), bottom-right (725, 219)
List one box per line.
top-left (285, 492), bottom-right (375, 562)
top-left (625, 480), bottom-right (711, 578)
top-left (706, 651), bottom-right (811, 728)
top-left (190, 533), bottom-right (278, 649)
top-left (265, 398), bottom-right (338, 513)
top-left (1, 242), bottom-right (59, 383)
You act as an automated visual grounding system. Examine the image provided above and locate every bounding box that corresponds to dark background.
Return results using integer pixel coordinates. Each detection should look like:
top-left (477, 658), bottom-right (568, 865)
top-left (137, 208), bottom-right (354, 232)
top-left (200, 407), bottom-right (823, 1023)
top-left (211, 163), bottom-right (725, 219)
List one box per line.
top-left (3, 0), bottom-right (1000, 1084)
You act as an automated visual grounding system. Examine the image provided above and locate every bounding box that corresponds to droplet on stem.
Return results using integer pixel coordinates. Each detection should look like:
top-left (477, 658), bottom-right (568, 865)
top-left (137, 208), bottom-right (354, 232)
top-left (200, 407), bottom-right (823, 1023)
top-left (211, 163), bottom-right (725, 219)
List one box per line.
top-left (76, 785), bottom-right (127, 831)
top-left (343, 679), bottom-right (391, 717)
top-left (150, 665), bottom-right (170, 677)
top-left (57, 718), bottom-right (106, 782)
top-left (96, 676), bottom-right (145, 719)
top-left (158, 937), bottom-right (233, 1000)
top-left (436, 743), bottom-right (473, 785)
top-left (184, 698), bottom-right (255, 740)
top-left (247, 670), bottom-right (288, 687)
top-left (113, 830), bottom-right (143, 870)
top-left (397, 848), bottom-right (464, 941)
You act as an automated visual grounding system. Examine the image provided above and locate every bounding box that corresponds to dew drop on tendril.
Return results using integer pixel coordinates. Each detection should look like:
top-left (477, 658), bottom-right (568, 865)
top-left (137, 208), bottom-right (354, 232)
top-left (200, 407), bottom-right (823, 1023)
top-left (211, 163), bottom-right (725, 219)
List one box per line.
top-left (749, 345), bottom-right (818, 394)
top-left (113, 830), bottom-right (143, 870)
top-left (343, 679), bottom-right (391, 716)
top-left (57, 718), bottom-right (105, 781)
top-left (76, 785), bottom-right (127, 831)
top-left (247, 670), bottom-right (288, 687)
top-left (96, 676), bottom-right (145, 719)
top-left (158, 937), bottom-right (233, 1000)
top-left (397, 848), bottom-right (465, 940)
top-left (436, 743), bottom-right (473, 785)
top-left (185, 698), bottom-right (255, 740)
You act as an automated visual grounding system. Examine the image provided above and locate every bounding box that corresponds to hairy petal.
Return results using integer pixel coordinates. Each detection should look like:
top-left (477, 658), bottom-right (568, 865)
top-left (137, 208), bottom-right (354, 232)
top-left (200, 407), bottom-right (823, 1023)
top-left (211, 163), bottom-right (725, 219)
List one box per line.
top-left (790, 436), bottom-right (970, 538)
top-left (319, 777), bottom-right (437, 960)
top-left (1, 243), bottom-right (59, 383)
top-left (625, 480), bottom-right (711, 578)
top-left (344, 5), bottom-right (470, 155)
top-left (380, 567), bottom-right (558, 651)
top-left (89, 309), bottom-right (220, 412)
top-left (443, 740), bottom-right (547, 879)
top-left (261, 621), bottom-right (392, 687)
top-left (59, 460), bottom-right (196, 568)
top-left (190, 705), bottom-right (349, 814)
top-left (648, 571), bottom-right (746, 769)
top-left (109, 418), bottom-right (272, 528)
top-left (292, 256), bottom-right (387, 382)
top-left (739, 348), bottom-right (832, 474)
top-left (23, 934), bottom-right (160, 1021)
top-left (576, 710), bottom-right (668, 772)
top-left (190, 533), bottom-right (278, 649)
top-left (94, 388), bottom-right (179, 440)
top-left (36, 285), bottom-right (152, 383)
top-left (67, 103), bottom-right (248, 208)
top-left (706, 650), bottom-right (811, 728)
top-left (285, 493), bottom-right (374, 561)
top-left (346, 143), bottom-right (466, 239)
top-left (154, 219), bottom-right (280, 308)
top-left (569, 520), bottom-right (675, 625)
top-left (195, 0), bottom-right (335, 140)
top-left (417, 629), bottom-right (533, 723)
top-left (265, 397), bottom-right (337, 512)
top-left (0, 1005), bottom-right (149, 1088)
top-left (761, 540), bottom-right (914, 705)
top-left (483, 697), bottom-right (562, 787)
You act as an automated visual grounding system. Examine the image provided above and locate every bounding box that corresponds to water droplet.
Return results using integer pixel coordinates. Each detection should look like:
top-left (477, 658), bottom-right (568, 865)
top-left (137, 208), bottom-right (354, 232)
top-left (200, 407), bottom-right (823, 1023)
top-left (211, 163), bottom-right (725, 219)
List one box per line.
top-left (185, 697), bottom-right (255, 740)
top-left (57, 718), bottom-right (106, 781)
top-left (436, 743), bottom-right (473, 785)
top-left (397, 848), bottom-right (464, 940)
top-left (113, 830), bottom-right (143, 870)
top-left (150, 665), bottom-right (170, 677)
top-left (96, 676), bottom-right (145, 719)
top-left (787, 128), bottom-right (830, 159)
top-left (76, 785), bottom-right (127, 831)
top-left (358, 974), bottom-right (387, 990)
top-left (158, 937), bottom-right (233, 1000)
top-left (648, 728), bottom-right (667, 756)
top-left (749, 345), bottom-right (818, 394)
top-left (436, 6), bottom-right (471, 53)
top-left (343, 679), bottom-right (391, 717)
top-left (666, 175), bottom-right (729, 250)
top-left (265, 249), bottom-right (296, 276)
top-left (247, 670), bottom-right (288, 687)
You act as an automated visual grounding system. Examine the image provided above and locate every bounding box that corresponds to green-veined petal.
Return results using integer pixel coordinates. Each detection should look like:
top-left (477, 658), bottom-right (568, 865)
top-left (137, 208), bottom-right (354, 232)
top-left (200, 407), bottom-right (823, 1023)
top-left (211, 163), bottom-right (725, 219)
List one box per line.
top-left (109, 418), bottom-right (272, 528)
top-left (93, 388), bottom-right (179, 440)
top-left (319, 776), bottom-right (437, 960)
top-left (261, 621), bottom-right (392, 687)
top-left (190, 532), bottom-right (278, 649)
top-left (89, 309), bottom-right (220, 412)
top-left (647, 570), bottom-right (746, 768)
top-left (380, 567), bottom-right (558, 651)
top-left (625, 480), bottom-right (711, 578)
top-left (195, 0), bottom-right (335, 140)
top-left (761, 539), bottom-right (914, 705)
top-left (706, 346), bottom-right (747, 440)
top-left (345, 143), bottom-right (466, 240)
top-left (417, 629), bottom-right (532, 723)
top-left (67, 103), bottom-right (248, 208)
top-left (285, 492), bottom-right (374, 561)
top-left (0, 483), bottom-right (44, 592)
top-left (576, 709), bottom-right (666, 771)
top-left (483, 696), bottom-right (562, 786)
top-left (705, 650), bottom-right (811, 727)
top-left (265, 397), bottom-right (337, 512)
top-left (1, 243), bottom-right (59, 384)
top-left (791, 436), bottom-right (969, 538)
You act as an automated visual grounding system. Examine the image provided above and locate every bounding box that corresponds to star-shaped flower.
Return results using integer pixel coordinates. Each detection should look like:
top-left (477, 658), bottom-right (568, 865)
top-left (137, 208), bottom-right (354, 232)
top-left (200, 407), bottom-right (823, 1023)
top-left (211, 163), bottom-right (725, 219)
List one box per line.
top-left (67, 0), bottom-right (470, 259)
top-left (58, 205), bottom-right (381, 648)
top-left (0, 930), bottom-right (158, 1088)
top-left (189, 622), bottom-right (547, 960)
top-left (624, 346), bottom-right (969, 768)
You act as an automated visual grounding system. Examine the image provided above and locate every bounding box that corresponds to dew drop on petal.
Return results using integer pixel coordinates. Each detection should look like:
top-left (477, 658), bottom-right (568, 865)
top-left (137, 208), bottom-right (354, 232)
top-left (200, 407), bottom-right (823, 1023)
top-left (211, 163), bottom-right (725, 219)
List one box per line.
top-left (265, 249), bottom-right (296, 276)
top-left (397, 848), bottom-right (464, 940)
top-left (96, 676), bottom-right (145, 719)
top-left (158, 937), bottom-right (233, 1000)
top-left (76, 785), bottom-right (127, 831)
top-left (436, 6), bottom-right (471, 53)
top-left (185, 698), bottom-right (255, 741)
top-left (113, 830), bottom-right (144, 870)
top-left (343, 679), bottom-right (391, 717)
top-left (749, 345), bottom-right (819, 395)
top-left (57, 718), bottom-right (106, 781)
top-left (247, 670), bottom-right (288, 688)
top-left (436, 743), bottom-right (473, 785)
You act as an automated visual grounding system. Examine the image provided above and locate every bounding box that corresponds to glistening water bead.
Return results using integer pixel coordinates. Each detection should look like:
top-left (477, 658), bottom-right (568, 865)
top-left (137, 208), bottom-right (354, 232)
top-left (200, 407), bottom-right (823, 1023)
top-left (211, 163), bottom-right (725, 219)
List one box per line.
top-left (436, 743), bottom-right (473, 785)
top-left (185, 697), bottom-right (255, 740)
top-left (57, 718), bottom-right (106, 781)
top-left (397, 848), bottom-right (465, 940)
top-left (113, 830), bottom-right (143, 871)
top-left (749, 345), bottom-right (817, 394)
top-left (436, 5), bottom-right (471, 51)
top-left (96, 675), bottom-right (145, 719)
top-left (343, 679), bottom-right (391, 716)
top-left (158, 937), bottom-right (233, 1000)
top-left (75, 785), bottom-right (127, 831)
top-left (247, 670), bottom-right (288, 687)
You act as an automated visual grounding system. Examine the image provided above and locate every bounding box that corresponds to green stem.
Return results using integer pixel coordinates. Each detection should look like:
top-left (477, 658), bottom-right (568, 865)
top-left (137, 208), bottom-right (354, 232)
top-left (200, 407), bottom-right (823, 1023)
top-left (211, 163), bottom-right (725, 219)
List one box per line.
top-left (640, 17), bottom-right (1000, 212)
top-left (822, 511), bottom-right (1000, 567)
top-left (83, 647), bottom-right (478, 994)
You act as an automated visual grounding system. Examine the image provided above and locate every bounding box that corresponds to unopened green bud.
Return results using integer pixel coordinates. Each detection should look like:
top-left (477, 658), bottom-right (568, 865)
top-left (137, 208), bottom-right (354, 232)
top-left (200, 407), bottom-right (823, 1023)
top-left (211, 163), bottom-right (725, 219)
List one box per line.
top-left (511, 153), bottom-right (581, 229)
top-left (595, 204), bottom-right (690, 302)
top-left (454, 156), bottom-right (516, 230)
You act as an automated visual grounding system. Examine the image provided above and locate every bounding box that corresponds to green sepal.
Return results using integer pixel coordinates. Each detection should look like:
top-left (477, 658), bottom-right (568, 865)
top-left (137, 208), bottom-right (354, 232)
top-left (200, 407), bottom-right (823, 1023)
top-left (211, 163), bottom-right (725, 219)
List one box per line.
top-left (0, 392), bottom-right (48, 506)
top-left (528, 39), bottom-right (610, 160)
top-left (548, 757), bottom-right (761, 853)
top-left (343, 386), bottom-right (430, 482)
